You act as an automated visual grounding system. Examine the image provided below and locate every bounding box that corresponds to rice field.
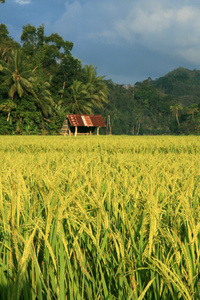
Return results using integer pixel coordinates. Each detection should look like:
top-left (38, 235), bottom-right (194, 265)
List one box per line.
top-left (0, 135), bottom-right (200, 300)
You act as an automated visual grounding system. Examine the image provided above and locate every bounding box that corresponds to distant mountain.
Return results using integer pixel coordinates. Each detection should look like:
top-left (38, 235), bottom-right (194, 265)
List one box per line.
top-left (151, 67), bottom-right (200, 106)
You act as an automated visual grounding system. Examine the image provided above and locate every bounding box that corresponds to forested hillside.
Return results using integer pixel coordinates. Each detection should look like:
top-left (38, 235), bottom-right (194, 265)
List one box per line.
top-left (150, 67), bottom-right (200, 134)
top-left (94, 79), bottom-right (174, 135)
top-left (97, 69), bottom-right (200, 135)
top-left (151, 67), bottom-right (200, 106)
top-left (1, 23), bottom-right (200, 135)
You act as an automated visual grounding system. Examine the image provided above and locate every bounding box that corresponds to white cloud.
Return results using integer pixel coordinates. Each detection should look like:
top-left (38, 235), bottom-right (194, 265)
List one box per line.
top-left (179, 48), bottom-right (200, 64)
top-left (53, 0), bottom-right (123, 43)
top-left (176, 6), bottom-right (196, 23)
top-left (114, 2), bottom-right (200, 40)
top-left (15, 0), bottom-right (31, 4)
top-left (51, 0), bottom-right (200, 69)
top-left (52, 1), bottom-right (82, 40)
top-left (106, 1), bottom-right (200, 64)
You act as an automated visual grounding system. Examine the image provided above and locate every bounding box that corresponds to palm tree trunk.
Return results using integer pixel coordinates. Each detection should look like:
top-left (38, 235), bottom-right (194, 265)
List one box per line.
top-left (136, 122), bottom-right (140, 135)
top-left (107, 115), bottom-right (112, 135)
top-left (176, 112), bottom-right (180, 127)
top-left (131, 124), bottom-right (135, 135)
top-left (7, 109), bottom-right (11, 122)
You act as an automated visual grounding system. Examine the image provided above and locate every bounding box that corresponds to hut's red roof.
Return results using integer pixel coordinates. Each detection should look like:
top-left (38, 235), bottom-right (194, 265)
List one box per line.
top-left (67, 114), bottom-right (106, 127)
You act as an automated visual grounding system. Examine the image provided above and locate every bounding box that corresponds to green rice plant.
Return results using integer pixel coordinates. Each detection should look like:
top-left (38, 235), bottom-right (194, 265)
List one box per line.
top-left (0, 135), bottom-right (200, 299)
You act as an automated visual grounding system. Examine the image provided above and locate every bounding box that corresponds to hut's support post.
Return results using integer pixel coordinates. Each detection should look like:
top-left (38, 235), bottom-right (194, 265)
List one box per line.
top-left (97, 127), bottom-right (100, 136)
top-left (75, 126), bottom-right (78, 136)
top-left (67, 119), bottom-right (70, 136)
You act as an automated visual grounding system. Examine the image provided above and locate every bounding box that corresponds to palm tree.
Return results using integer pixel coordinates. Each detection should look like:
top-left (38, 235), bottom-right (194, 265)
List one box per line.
top-left (0, 49), bottom-right (54, 121)
top-left (187, 105), bottom-right (198, 120)
top-left (170, 103), bottom-right (183, 127)
top-left (0, 49), bottom-right (37, 121)
top-left (0, 99), bottom-right (16, 122)
top-left (60, 65), bottom-right (108, 115)
top-left (30, 75), bottom-right (54, 117)
top-left (65, 80), bottom-right (93, 114)
top-left (83, 64), bottom-right (109, 108)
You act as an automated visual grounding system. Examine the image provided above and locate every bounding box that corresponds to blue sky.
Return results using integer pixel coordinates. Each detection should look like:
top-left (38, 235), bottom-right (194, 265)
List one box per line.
top-left (1, 0), bottom-right (200, 84)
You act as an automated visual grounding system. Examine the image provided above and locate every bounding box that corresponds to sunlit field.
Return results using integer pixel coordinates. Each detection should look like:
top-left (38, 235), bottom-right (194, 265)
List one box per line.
top-left (0, 135), bottom-right (200, 299)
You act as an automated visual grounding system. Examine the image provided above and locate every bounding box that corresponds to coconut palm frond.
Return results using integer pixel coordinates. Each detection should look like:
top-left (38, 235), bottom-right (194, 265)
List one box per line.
top-left (9, 83), bottom-right (17, 99)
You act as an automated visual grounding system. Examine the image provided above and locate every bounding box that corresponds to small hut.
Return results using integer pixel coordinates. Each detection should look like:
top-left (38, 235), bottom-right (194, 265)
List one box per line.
top-left (60, 114), bottom-right (106, 136)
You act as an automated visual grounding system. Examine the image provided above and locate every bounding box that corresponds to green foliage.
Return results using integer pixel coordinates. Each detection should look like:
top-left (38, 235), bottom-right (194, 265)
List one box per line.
top-left (51, 54), bottom-right (83, 96)
top-left (60, 64), bottom-right (109, 115)
top-left (152, 67), bottom-right (200, 106)
top-left (97, 79), bottom-right (174, 135)
top-left (21, 24), bottom-right (73, 70)
top-left (82, 64), bottom-right (109, 108)
top-left (0, 49), bottom-right (37, 100)
top-left (64, 79), bottom-right (93, 114)
top-left (30, 76), bottom-right (54, 117)
top-left (0, 24), bottom-right (20, 60)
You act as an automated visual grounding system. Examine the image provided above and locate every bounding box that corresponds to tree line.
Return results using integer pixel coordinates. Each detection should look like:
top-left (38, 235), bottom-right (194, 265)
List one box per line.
top-left (0, 23), bottom-right (200, 135)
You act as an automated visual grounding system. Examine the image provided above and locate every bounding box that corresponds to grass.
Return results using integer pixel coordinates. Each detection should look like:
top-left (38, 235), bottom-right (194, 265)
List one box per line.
top-left (0, 135), bottom-right (200, 299)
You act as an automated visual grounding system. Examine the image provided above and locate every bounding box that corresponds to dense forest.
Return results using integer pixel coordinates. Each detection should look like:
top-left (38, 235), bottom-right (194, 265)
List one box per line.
top-left (1, 23), bottom-right (200, 135)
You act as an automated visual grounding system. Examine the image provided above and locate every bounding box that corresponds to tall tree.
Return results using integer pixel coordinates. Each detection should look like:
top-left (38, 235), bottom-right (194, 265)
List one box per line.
top-left (0, 49), bottom-right (53, 122)
top-left (31, 76), bottom-right (54, 117)
top-left (0, 24), bottom-right (20, 60)
top-left (0, 49), bottom-right (37, 121)
top-left (21, 24), bottom-right (73, 65)
top-left (82, 64), bottom-right (109, 108)
top-left (65, 80), bottom-right (93, 114)
top-left (186, 104), bottom-right (198, 120)
top-left (170, 104), bottom-right (183, 127)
